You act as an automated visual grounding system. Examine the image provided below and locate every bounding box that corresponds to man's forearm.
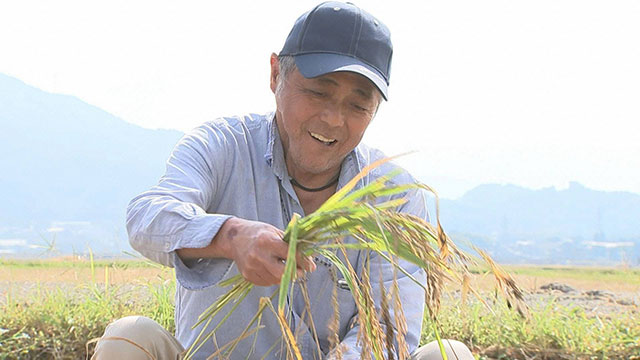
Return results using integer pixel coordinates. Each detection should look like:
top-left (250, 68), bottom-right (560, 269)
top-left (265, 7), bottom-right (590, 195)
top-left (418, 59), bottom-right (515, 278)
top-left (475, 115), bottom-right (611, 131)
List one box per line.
top-left (176, 217), bottom-right (237, 260)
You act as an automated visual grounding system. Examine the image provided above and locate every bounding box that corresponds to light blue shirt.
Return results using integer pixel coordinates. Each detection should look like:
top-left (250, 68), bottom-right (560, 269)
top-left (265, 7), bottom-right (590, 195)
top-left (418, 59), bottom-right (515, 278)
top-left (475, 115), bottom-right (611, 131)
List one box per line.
top-left (127, 113), bottom-right (428, 359)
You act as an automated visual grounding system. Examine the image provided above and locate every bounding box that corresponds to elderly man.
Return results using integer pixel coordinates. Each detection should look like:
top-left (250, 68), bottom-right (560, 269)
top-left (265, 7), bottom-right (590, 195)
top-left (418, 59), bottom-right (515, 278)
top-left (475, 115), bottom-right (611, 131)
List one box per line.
top-left (92, 2), bottom-right (473, 359)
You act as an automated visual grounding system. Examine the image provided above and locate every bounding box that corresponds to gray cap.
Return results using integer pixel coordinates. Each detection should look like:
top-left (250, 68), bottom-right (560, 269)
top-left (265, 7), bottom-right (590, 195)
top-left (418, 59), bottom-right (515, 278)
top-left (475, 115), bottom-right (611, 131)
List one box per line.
top-left (279, 1), bottom-right (393, 100)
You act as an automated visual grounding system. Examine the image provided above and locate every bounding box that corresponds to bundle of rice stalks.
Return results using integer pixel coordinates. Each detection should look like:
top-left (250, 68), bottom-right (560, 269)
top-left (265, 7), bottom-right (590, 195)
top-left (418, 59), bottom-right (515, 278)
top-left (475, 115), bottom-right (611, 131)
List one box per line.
top-left (184, 157), bottom-right (526, 360)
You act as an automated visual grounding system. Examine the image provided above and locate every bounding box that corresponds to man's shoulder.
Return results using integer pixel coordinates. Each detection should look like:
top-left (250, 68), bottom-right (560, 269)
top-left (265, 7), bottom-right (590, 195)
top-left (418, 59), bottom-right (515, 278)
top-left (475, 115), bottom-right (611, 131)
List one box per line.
top-left (180, 112), bottom-right (272, 149)
top-left (353, 143), bottom-right (419, 187)
top-left (173, 112), bottom-right (273, 160)
top-left (200, 112), bottom-right (272, 135)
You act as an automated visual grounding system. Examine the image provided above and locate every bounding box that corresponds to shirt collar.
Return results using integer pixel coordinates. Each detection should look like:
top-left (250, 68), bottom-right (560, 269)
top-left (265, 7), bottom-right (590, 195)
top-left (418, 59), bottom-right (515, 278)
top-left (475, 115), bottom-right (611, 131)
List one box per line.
top-left (263, 112), bottom-right (277, 168)
top-left (264, 113), bottom-right (289, 182)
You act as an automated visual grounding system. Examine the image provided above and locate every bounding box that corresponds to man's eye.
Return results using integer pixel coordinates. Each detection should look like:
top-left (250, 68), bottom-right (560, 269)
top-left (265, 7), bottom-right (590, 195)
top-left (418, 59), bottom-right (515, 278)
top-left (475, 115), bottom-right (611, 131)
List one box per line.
top-left (352, 103), bottom-right (368, 112)
top-left (307, 89), bottom-right (326, 97)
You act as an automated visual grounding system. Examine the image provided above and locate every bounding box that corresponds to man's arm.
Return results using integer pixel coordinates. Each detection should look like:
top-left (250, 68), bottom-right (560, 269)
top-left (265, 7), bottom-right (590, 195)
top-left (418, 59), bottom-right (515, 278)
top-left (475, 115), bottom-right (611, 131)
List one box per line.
top-left (176, 216), bottom-right (315, 286)
top-left (126, 124), bottom-right (228, 269)
top-left (126, 122), bottom-right (313, 288)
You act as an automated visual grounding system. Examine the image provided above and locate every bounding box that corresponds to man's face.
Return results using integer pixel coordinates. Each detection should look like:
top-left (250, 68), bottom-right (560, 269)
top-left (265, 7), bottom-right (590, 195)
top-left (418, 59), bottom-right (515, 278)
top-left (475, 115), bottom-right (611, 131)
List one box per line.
top-left (271, 56), bottom-right (381, 183)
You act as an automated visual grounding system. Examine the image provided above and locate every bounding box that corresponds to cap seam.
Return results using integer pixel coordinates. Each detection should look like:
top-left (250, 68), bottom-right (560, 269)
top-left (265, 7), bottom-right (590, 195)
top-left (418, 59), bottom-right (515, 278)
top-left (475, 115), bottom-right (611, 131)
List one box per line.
top-left (349, 6), bottom-right (362, 56)
top-left (298, 4), bottom-right (323, 52)
top-left (386, 51), bottom-right (393, 79)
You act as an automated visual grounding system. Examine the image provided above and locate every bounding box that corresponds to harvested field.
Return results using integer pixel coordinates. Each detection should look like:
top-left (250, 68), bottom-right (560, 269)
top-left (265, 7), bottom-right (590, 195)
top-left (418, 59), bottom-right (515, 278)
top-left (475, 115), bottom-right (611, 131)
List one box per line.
top-left (0, 259), bottom-right (638, 359)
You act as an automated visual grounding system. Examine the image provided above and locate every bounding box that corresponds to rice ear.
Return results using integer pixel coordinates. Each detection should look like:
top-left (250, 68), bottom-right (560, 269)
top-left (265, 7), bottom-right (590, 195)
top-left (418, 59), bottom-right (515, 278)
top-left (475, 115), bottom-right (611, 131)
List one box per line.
top-left (328, 270), bottom-right (342, 360)
top-left (185, 154), bottom-right (524, 359)
top-left (378, 259), bottom-right (395, 360)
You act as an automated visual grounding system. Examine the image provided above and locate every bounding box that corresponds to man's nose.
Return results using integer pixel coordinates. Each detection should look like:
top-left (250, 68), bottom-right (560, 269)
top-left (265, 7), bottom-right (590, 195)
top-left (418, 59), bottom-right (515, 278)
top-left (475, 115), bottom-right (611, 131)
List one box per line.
top-left (320, 102), bottom-right (345, 128)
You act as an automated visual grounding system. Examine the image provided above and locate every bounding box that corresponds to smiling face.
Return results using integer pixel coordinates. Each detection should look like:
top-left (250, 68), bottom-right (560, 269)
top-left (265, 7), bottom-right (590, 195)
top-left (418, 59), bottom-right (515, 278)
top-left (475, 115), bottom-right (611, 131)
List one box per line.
top-left (270, 54), bottom-right (381, 185)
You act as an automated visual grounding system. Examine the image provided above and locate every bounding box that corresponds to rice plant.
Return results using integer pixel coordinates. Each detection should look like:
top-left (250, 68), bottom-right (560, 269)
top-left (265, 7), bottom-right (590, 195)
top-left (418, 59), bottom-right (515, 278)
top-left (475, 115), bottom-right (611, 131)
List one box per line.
top-left (184, 157), bottom-right (527, 360)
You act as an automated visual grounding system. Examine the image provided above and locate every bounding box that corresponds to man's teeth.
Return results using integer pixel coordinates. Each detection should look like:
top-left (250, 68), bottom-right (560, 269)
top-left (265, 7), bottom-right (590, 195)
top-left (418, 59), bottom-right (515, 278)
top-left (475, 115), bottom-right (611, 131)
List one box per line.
top-left (310, 132), bottom-right (336, 144)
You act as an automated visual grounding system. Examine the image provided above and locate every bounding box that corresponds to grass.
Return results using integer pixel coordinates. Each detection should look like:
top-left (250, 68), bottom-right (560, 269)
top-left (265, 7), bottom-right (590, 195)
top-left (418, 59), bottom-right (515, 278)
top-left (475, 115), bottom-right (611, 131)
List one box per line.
top-left (0, 258), bottom-right (154, 269)
top-left (0, 259), bottom-right (175, 359)
top-left (0, 259), bottom-right (638, 359)
top-left (505, 266), bottom-right (640, 286)
top-left (425, 299), bottom-right (640, 359)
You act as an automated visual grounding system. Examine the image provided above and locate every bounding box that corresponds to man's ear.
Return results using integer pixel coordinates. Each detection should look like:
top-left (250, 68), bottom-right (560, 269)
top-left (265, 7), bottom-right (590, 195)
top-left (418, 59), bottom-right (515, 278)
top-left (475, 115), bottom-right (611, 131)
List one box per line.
top-left (270, 53), bottom-right (279, 94)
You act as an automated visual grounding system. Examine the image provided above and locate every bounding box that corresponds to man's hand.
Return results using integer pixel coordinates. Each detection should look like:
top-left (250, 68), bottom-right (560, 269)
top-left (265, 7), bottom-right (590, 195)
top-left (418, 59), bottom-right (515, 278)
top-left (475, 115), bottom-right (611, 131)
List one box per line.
top-left (177, 217), bottom-right (316, 286)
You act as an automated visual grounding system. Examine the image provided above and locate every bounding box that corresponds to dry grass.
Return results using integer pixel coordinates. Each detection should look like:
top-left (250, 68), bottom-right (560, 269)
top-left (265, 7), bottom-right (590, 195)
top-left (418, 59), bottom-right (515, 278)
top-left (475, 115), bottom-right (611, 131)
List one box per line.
top-left (0, 259), bottom-right (175, 359)
top-left (0, 259), bottom-right (638, 359)
top-left (0, 260), bottom-right (164, 284)
top-left (461, 266), bottom-right (640, 295)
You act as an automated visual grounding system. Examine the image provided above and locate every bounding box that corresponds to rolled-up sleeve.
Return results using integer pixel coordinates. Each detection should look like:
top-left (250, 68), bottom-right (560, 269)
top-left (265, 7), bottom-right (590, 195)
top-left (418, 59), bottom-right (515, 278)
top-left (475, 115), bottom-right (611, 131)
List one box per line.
top-left (126, 123), bottom-right (233, 288)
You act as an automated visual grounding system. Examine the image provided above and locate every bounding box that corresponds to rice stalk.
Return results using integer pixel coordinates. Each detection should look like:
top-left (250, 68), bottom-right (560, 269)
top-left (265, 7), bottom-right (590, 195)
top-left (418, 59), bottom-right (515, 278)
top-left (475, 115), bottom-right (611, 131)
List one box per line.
top-left (327, 270), bottom-right (342, 360)
top-left (379, 262), bottom-right (395, 360)
top-left (392, 275), bottom-right (409, 360)
top-left (357, 253), bottom-right (386, 360)
top-left (205, 296), bottom-right (272, 360)
top-left (298, 280), bottom-right (324, 359)
top-left (264, 298), bottom-right (303, 360)
top-left (184, 156), bottom-right (527, 359)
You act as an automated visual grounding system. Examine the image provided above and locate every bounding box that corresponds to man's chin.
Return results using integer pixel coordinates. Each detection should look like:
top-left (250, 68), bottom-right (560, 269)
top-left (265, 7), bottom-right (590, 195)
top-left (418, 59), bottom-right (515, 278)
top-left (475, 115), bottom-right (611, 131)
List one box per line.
top-left (291, 159), bottom-right (340, 179)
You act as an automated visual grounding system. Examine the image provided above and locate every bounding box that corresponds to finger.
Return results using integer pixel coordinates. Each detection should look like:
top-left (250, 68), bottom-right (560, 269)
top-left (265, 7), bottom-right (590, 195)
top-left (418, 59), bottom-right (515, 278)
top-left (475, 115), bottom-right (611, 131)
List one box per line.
top-left (269, 238), bottom-right (290, 260)
top-left (295, 253), bottom-right (316, 272)
top-left (275, 257), bottom-right (306, 281)
top-left (263, 256), bottom-right (286, 282)
top-left (307, 256), bottom-right (317, 272)
top-left (249, 269), bottom-right (273, 287)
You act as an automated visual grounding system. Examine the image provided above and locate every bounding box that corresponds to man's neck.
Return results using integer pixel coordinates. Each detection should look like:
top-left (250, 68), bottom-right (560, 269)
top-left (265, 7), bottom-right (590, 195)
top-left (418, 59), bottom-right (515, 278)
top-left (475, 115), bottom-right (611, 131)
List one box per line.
top-left (287, 166), bottom-right (341, 215)
top-left (293, 182), bottom-right (338, 215)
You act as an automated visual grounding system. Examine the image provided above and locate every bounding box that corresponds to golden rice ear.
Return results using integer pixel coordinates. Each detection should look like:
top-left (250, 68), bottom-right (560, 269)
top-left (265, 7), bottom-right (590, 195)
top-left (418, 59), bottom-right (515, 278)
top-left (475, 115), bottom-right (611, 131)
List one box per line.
top-left (392, 276), bottom-right (410, 360)
top-left (378, 259), bottom-right (395, 360)
top-left (473, 247), bottom-right (529, 318)
top-left (297, 280), bottom-right (323, 358)
top-left (185, 155), bottom-right (524, 360)
top-left (318, 153), bottom-right (409, 212)
top-left (328, 270), bottom-right (342, 360)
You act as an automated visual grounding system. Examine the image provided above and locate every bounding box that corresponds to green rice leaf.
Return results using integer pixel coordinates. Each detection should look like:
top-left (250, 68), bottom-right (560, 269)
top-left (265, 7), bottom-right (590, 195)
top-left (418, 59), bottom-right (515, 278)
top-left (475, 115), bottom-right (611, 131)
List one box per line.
top-left (279, 213), bottom-right (301, 312)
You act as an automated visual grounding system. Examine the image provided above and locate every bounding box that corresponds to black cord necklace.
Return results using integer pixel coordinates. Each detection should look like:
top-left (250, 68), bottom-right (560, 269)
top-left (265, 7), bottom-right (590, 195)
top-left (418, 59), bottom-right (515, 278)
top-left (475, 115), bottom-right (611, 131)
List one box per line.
top-left (290, 174), bottom-right (339, 192)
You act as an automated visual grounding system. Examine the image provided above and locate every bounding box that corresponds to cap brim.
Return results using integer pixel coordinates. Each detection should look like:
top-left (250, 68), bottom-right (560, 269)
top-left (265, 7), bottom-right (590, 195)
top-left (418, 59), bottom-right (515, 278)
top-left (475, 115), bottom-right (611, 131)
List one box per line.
top-left (294, 53), bottom-right (389, 101)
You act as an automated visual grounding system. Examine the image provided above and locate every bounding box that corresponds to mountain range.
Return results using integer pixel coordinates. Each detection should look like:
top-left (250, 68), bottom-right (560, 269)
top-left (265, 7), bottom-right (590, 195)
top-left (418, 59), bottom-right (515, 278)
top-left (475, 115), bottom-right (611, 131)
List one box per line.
top-left (1, 73), bottom-right (638, 264)
top-left (438, 183), bottom-right (640, 264)
top-left (0, 73), bottom-right (182, 254)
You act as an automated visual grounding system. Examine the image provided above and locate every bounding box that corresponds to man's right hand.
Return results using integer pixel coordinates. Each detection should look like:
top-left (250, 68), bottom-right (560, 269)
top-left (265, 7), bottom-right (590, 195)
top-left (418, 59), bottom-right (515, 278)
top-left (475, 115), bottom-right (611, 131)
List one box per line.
top-left (176, 217), bottom-right (316, 286)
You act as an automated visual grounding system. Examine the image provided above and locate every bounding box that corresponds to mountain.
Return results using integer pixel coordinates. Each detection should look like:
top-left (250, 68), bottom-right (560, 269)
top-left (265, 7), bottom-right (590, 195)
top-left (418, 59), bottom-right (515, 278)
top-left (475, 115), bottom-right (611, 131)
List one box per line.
top-left (438, 183), bottom-right (640, 264)
top-left (1, 73), bottom-right (638, 264)
top-left (0, 73), bottom-right (183, 255)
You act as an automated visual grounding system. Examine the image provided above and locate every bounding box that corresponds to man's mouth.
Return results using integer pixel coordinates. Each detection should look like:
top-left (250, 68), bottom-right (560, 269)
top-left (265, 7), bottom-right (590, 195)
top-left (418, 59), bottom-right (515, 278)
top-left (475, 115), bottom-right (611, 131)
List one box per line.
top-left (309, 131), bottom-right (337, 146)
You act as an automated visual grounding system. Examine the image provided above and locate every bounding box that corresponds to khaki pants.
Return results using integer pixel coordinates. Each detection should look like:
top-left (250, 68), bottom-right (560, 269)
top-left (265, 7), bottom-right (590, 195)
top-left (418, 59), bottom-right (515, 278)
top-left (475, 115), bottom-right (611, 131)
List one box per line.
top-left (92, 316), bottom-right (473, 360)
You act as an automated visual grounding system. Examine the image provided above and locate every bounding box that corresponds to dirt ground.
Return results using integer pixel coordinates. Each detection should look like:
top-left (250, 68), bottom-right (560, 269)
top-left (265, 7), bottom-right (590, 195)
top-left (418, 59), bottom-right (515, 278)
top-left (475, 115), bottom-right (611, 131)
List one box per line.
top-left (0, 263), bottom-right (170, 303)
top-left (0, 264), bottom-right (167, 285)
top-left (442, 270), bottom-right (640, 319)
top-left (1, 262), bottom-right (638, 314)
top-left (465, 269), bottom-right (640, 294)
top-left (2, 263), bottom-right (637, 290)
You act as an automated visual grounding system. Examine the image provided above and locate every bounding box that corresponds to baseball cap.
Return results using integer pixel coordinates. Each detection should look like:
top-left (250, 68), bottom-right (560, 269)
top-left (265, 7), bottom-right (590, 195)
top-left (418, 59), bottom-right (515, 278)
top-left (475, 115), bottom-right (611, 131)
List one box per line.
top-left (279, 1), bottom-right (392, 100)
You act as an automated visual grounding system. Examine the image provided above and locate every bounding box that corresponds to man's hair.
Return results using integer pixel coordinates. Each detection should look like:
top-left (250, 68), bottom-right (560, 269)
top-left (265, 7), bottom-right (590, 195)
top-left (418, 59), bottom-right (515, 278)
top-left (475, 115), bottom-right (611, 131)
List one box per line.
top-left (276, 55), bottom-right (296, 95)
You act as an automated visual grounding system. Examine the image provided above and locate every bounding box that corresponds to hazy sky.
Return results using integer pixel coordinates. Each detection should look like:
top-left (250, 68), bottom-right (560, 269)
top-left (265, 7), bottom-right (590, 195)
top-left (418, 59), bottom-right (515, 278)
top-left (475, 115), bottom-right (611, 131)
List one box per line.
top-left (2, 0), bottom-right (639, 198)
